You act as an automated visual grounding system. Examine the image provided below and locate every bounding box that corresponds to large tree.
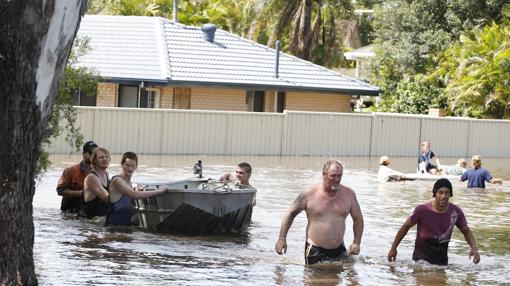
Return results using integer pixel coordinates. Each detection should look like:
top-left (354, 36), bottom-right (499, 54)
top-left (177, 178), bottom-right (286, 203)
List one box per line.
top-left (370, 0), bottom-right (508, 114)
top-left (434, 8), bottom-right (510, 119)
top-left (0, 1), bottom-right (86, 284)
top-left (249, 0), bottom-right (353, 66)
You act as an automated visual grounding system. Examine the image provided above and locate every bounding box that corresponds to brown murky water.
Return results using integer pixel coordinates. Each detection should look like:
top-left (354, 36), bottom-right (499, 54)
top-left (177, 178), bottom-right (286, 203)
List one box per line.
top-left (34, 155), bottom-right (510, 285)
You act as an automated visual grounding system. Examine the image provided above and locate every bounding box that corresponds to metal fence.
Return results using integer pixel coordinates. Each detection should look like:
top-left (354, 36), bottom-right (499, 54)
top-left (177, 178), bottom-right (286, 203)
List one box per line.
top-left (46, 107), bottom-right (510, 158)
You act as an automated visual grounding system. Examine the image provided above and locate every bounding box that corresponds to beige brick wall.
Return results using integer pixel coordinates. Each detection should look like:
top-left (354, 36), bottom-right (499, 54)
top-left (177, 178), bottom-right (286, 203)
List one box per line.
top-left (265, 91), bottom-right (276, 112)
top-left (286, 91), bottom-right (351, 112)
top-left (191, 87), bottom-right (249, 111)
top-left (94, 82), bottom-right (352, 113)
top-left (159, 86), bottom-right (174, 108)
top-left (96, 83), bottom-right (117, 107)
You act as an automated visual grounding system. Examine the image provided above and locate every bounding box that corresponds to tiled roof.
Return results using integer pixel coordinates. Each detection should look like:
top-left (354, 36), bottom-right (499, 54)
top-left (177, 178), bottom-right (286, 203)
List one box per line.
top-left (77, 15), bottom-right (379, 95)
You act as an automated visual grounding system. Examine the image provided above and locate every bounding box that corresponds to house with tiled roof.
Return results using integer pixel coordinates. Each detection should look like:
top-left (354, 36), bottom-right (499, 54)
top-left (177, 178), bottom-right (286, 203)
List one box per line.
top-left (75, 15), bottom-right (379, 113)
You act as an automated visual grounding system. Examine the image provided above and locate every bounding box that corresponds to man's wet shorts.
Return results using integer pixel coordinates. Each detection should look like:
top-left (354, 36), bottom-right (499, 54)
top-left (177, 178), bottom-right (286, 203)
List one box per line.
top-left (304, 242), bottom-right (347, 265)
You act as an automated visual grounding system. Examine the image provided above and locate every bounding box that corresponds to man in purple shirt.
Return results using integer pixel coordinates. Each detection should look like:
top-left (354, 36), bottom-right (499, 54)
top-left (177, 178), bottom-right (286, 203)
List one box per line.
top-left (388, 178), bottom-right (480, 265)
top-left (460, 155), bottom-right (502, 188)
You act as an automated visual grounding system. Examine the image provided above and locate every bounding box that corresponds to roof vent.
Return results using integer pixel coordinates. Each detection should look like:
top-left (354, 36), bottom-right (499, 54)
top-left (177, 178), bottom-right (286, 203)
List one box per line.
top-left (201, 23), bottom-right (217, 43)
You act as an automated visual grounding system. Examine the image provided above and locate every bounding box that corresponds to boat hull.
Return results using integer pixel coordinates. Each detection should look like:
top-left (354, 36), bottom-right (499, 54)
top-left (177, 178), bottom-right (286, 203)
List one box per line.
top-left (134, 178), bottom-right (256, 234)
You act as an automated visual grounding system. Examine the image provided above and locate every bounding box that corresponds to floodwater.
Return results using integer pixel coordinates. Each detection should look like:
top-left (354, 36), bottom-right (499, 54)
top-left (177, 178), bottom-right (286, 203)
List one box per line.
top-left (34, 155), bottom-right (510, 285)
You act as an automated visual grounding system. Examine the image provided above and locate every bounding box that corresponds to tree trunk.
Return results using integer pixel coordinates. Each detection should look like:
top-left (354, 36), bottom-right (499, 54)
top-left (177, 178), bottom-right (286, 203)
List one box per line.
top-left (0, 1), bottom-right (85, 285)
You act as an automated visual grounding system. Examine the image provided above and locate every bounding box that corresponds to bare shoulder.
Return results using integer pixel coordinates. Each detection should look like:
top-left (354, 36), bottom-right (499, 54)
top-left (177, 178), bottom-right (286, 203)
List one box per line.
top-left (292, 184), bottom-right (318, 207)
top-left (340, 184), bottom-right (358, 199)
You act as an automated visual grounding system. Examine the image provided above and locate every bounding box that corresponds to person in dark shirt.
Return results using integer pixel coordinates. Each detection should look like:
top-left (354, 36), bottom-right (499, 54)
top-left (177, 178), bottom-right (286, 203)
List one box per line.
top-left (56, 140), bottom-right (98, 213)
top-left (417, 140), bottom-right (440, 174)
top-left (460, 155), bottom-right (502, 188)
top-left (80, 147), bottom-right (111, 218)
top-left (105, 152), bottom-right (167, 227)
top-left (388, 178), bottom-right (480, 265)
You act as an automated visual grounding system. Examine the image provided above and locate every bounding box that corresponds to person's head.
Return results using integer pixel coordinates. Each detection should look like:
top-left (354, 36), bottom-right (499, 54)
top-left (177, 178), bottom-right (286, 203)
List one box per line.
top-left (121, 152), bottom-right (138, 177)
top-left (322, 160), bottom-right (343, 191)
top-left (432, 178), bottom-right (453, 207)
top-left (379, 156), bottom-right (390, 166)
top-left (91, 147), bottom-right (111, 170)
top-left (421, 140), bottom-right (431, 153)
top-left (236, 162), bottom-right (252, 185)
top-left (471, 155), bottom-right (482, 169)
top-left (82, 140), bottom-right (98, 164)
top-left (457, 158), bottom-right (467, 169)
top-left (433, 178), bottom-right (453, 197)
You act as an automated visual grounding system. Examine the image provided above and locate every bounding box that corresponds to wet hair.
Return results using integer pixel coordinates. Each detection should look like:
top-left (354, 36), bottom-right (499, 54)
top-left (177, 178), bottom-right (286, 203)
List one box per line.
top-left (322, 160), bottom-right (343, 174)
top-left (238, 162), bottom-right (252, 175)
top-left (121, 151), bottom-right (138, 166)
top-left (432, 178), bottom-right (453, 197)
top-left (457, 158), bottom-right (467, 168)
top-left (471, 155), bottom-right (482, 169)
top-left (379, 156), bottom-right (390, 166)
top-left (91, 147), bottom-right (111, 169)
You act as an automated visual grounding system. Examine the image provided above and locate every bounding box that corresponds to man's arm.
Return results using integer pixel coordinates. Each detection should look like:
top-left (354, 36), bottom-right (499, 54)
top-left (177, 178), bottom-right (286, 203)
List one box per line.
top-left (275, 191), bottom-right (307, 255)
top-left (56, 168), bottom-right (82, 198)
top-left (85, 175), bottom-right (109, 202)
top-left (348, 192), bottom-right (364, 255)
top-left (113, 178), bottom-right (167, 199)
top-left (388, 218), bottom-right (415, 262)
top-left (459, 225), bottom-right (481, 264)
top-left (489, 178), bottom-right (503, 185)
top-left (220, 172), bottom-right (234, 183)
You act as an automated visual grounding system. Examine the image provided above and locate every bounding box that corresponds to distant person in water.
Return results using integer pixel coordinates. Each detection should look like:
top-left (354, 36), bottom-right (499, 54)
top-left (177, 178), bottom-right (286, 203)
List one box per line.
top-left (460, 155), bottom-right (502, 188)
top-left (105, 152), bottom-right (168, 227)
top-left (388, 178), bottom-right (480, 265)
top-left (417, 140), bottom-right (440, 174)
top-left (56, 140), bottom-right (98, 214)
top-left (220, 162), bottom-right (252, 188)
top-left (440, 158), bottom-right (467, 176)
top-left (275, 160), bottom-right (364, 265)
top-left (378, 156), bottom-right (409, 182)
top-left (79, 147), bottom-right (111, 218)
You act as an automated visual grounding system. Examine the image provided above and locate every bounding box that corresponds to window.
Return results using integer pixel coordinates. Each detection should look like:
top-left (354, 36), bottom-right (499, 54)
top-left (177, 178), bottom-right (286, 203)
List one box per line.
top-left (276, 91), bottom-right (285, 113)
top-left (246, 90), bottom-right (265, 112)
top-left (118, 84), bottom-right (156, 108)
top-left (72, 89), bottom-right (97, 106)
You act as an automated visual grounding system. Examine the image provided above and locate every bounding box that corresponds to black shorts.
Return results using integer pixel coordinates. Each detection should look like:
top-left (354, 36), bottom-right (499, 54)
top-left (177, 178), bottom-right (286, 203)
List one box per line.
top-left (304, 242), bottom-right (347, 265)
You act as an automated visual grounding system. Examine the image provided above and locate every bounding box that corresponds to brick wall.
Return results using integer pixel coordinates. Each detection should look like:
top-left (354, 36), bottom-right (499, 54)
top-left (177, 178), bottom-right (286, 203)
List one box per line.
top-left (97, 83), bottom-right (117, 107)
top-left (95, 82), bottom-right (352, 113)
top-left (159, 86), bottom-right (174, 108)
top-left (286, 91), bottom-right (351, 112)
top-left (191, 87), bottom-right (249, 111)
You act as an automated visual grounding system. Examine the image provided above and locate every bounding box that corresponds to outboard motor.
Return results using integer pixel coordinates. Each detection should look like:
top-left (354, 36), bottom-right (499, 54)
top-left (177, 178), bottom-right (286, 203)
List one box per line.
top-left (193, 160), bottom-right (203, 178)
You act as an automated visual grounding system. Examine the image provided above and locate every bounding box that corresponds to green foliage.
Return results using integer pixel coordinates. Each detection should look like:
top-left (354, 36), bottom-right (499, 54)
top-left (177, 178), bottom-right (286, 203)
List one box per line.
top-left (369, 0), bottom-right (509, 115)
top-left (37, 37), bottom-right (99, 176)
top-left (249, 0), bottom-right (354, 67)
top-left (434, 10), bottom-right (510, 119)
top-left (377, 75), bottom-right (447, 114)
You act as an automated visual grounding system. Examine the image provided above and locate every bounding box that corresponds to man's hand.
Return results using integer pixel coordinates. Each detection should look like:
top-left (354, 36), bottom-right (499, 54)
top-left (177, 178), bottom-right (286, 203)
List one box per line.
top-left (470, 248), bottom-right (481, 264)
top-left (275, 239), bottom-right (287, 255)
top-left (388, 248), bottom-right (397, 262)
top-left (348, 243), bottom-right (360, 255)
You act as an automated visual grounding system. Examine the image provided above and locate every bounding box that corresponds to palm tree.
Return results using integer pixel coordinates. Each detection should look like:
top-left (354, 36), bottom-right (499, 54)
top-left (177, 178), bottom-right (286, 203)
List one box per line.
top-left (435, 12), bottom-right (510, 119)
top-left (249, 0), bottom-right (353, 65)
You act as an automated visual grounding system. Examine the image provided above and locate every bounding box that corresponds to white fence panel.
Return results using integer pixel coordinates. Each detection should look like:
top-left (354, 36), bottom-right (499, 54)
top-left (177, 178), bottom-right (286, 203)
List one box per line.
top-left (47, 107), bottom-right (510, 158)
top-left (420, 117), bottom-right (470, 158)
top-left (370, 113), bottom-right (421, 157)
top-left (468, 120), bottom-right (510, 158)
top-left (92, 108), bottom-right (163, 154)
top-left (45, 108), bottom-right (96, 154)
top-left (283, 111), bottom-right (372, 156)
top-left (226, 112), bottom-right (283, 155)
top-left (160, 110), bottom-right (228, 154)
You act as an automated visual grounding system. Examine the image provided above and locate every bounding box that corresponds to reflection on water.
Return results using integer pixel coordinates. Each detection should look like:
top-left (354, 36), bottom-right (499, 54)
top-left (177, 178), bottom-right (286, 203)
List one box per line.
top-left (34, 155), bottom-right (510, 285)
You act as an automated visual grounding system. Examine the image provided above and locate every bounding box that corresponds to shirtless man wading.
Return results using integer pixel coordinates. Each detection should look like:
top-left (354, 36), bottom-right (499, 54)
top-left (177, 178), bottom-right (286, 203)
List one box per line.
top-left (275, 160), bottom-right (364, 265)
